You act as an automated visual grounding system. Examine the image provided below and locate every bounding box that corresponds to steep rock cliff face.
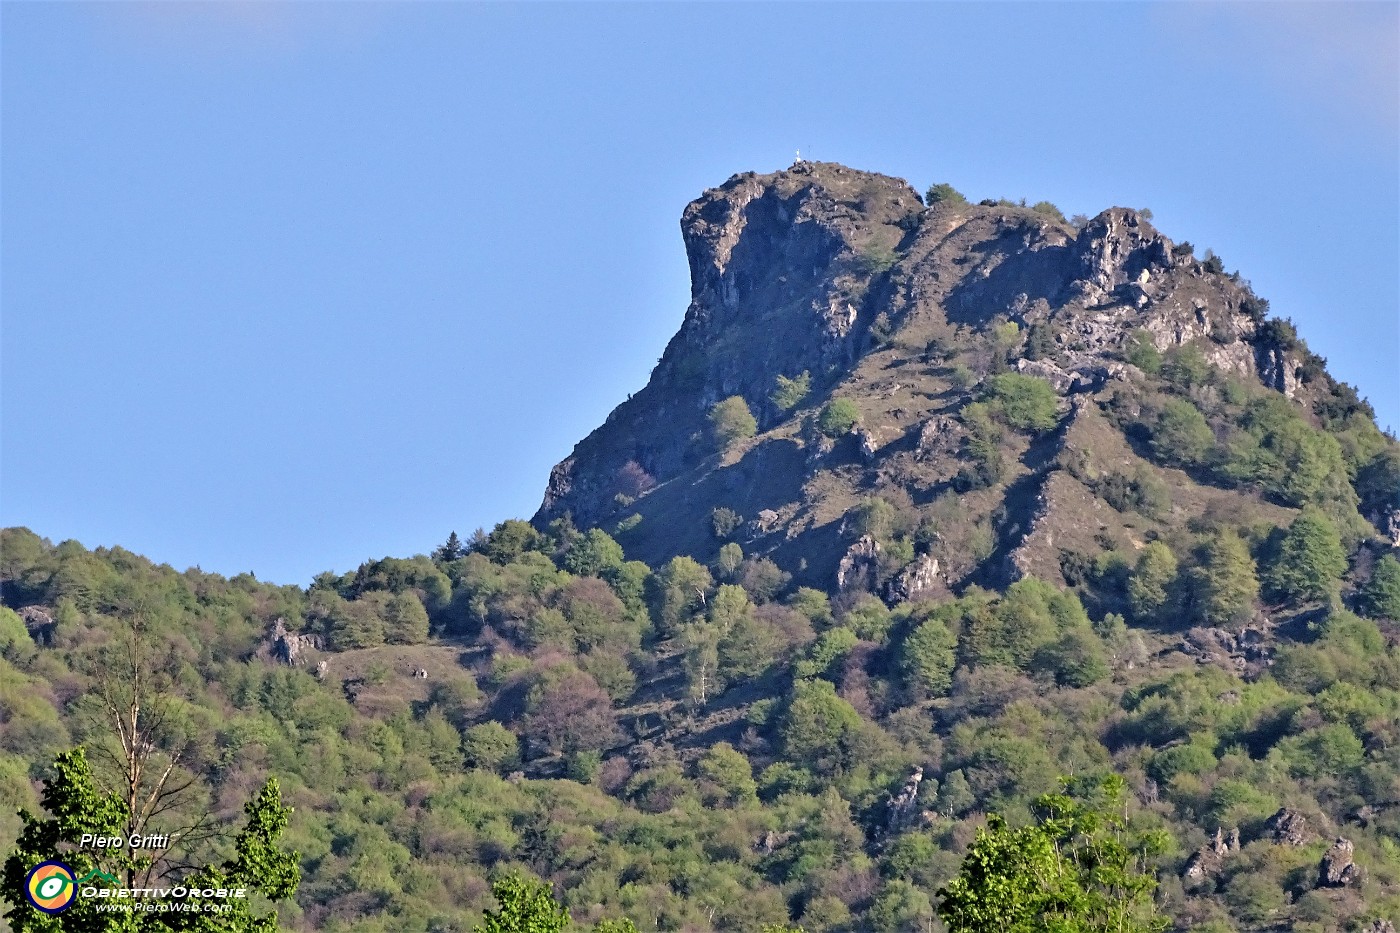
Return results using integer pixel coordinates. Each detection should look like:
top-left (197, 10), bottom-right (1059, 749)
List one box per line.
top-left (537, 163), bottom-right (923, 529)
top-left (533, 162), bottom-right (1362, 587)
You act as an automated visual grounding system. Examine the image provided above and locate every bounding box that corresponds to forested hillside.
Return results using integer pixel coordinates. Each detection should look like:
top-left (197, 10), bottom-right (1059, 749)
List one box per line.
top-left (3, 162), bottom-right (1399, 932)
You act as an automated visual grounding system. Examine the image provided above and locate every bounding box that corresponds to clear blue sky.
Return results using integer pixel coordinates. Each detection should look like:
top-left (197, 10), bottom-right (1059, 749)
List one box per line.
top-left (3, 2), bottom-right (1397, 585)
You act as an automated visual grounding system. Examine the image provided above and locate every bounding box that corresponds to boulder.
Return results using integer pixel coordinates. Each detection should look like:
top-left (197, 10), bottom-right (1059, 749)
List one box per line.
top-left (916, 415), bottom-right (962, 459)
top-left (1182, 827), bottom-right (1237, 884)
top-left (1266, 807), bottom-right (1312, 846)
top-left (886, 554), bottom-right (944, 603)
top-left (17, 606), bottom-right (56, 643)
top-left (1015, 358), bottom-right (1074, 393)
top-left (1319, 837), bottom-right (1362, 887)
top-left (836, 535), bottom-right (881, 592)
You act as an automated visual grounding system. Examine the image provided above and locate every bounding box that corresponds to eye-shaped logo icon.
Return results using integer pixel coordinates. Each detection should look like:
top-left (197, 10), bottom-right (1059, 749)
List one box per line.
top-left (25, 861), bottom-right (77, 914)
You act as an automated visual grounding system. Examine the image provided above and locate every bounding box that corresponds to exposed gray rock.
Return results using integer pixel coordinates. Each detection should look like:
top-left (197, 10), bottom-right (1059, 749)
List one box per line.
top-left (886, 554), bottom-right (944, 603)
top-left (1266, 807), bottom-right (1313, 846)
top-left (1256, 343), bottom-right (1302, 399)
top-left (754, 829), bottom-right (795, 854)
top-left (268, 617), bottom-right (321, 667)
top-left (916, 415), bottom-right (962, 459)
top-left (836, 535), bottom-right (881, 592)
top-left (854, 427), bottom-right (880, 462)
top-left (1178, 626), bottom-right (1272, 675)
top-left (1319, 837), bottom-right (1362, 887)
top-left (884, 766), bottom-right (927, 833)
top-left (1070, 208), bottom-right (1174, 305)
top-left (1015, 358), bottom-right (1074, 393)
top-left (17, 606), bottom-right (56, 643)
top-left (1183, 828), bottom-right (1234, 884)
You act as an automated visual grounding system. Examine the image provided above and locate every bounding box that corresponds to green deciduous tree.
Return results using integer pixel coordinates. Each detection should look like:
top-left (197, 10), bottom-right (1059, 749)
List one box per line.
top-left (2, 748), bottom-right (299, 932)
top-left (474, 874), bottom-right (569, 933)
top-left (926, 183), bottom-right (968, 206)
top-left (902, 616), bottom-right (957, 698)
top-left (1124, 330), bottom-right (1162, 375)
top-left (1032, 628), bottom-right (1110, 688)
top-left (936, 774), bottom-right (1168, 933)
top-left (1162, 345), bottom-right (1211, 391)
top-left (562, 528), bottom-right (626, 578)
top-left (651, 556), bottom-right (713, 636)
top-left (1128, 542), bottom-right (1179, 625)
top-left (384, 591), bottom-right (430, 644)
top-left (846, 497), bottom-right (896, 542)
top-left (463, 721), bottom-right (520, 773)
top-left (957, 402), bottom-right (1005, 490)
top-left (710, 507), bottom-right (744, 539)
top-left (1150, 399), bottom-right (1215, 467)
top-left (709, 397), bottom-right (758, 449)
top-left (780, 679), bottom-right (864, 775)
top-left (697, 742), bottom-right (757, 808)
top-left (984, 373), bottom-right (1059, 433)
top-left (817, 398), bottom-right (860, 437)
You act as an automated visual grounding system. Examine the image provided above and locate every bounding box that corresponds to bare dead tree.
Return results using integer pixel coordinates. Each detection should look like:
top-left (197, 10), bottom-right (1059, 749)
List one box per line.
top-left (85, 616), bottom-right (222, 887)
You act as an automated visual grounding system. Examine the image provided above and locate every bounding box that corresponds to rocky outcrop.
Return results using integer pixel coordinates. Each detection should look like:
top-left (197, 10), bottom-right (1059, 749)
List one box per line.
top-left (1319, 837), bottom-right (1363, 887)
top-left (18, 606), bottom-right (56, 643)
top-left (1256, 343), bottom-right (1302, 399)
top-left (886, 554), bottom-right (944, 603)
top-left (916, 416), bottom-right (962, 459)
top-left (837, 536), bottom-right (881, 592)
top-left (267, 617), bottom-right (321, 667)
top-left (1177, 626), bottom-right (1272, 675)
top-left (1183, 827), bottom-right (1240, 883)
top-left (1266, 807), bottom-right (1313, 846)
top-left (535, 162), bottom-right (921, 531)
top-left (754, 829), bottom-right (794, 854)
top-left (884, 767), bottom-right (929, 834)
top-left (1069, 209), bottom-right (1175, 307)
top-left (531, 161), bottom-right (1369, 584)
top-left (1016, 358), bottom-right (1074, 393)
top-left (854, 427), bottom-right (880, 462)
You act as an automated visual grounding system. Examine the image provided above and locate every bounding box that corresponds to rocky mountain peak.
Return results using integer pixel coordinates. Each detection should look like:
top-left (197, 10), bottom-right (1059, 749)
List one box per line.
top-left (536, 163), bottom-right (1389, 594)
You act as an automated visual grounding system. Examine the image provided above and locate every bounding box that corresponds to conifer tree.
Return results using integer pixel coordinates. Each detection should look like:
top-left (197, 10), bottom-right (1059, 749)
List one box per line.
top-left (1265, 507), bottom-right (1347, 605)
top-left (1128, 542), bottom-right (1179, 624)
top-left (1360, 554), bottom-right (1400, 620)
top-left (433, 531), bottom-right (466, 562)
top-left (1194, 531), bottom-right (1259, 629)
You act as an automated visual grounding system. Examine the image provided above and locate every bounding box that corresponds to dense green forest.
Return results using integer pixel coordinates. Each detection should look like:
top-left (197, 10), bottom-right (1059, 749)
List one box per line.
top-left (2, 465), bottom-right (1398, 931)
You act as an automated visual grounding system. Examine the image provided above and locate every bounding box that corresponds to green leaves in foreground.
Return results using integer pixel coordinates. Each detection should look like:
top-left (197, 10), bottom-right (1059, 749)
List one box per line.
top-left (474, 875), bottom-right (641, 933)
top-left (2, 748), bottom-right (299, 933)
top-left (937, 774), bottom-right (1168, 933)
